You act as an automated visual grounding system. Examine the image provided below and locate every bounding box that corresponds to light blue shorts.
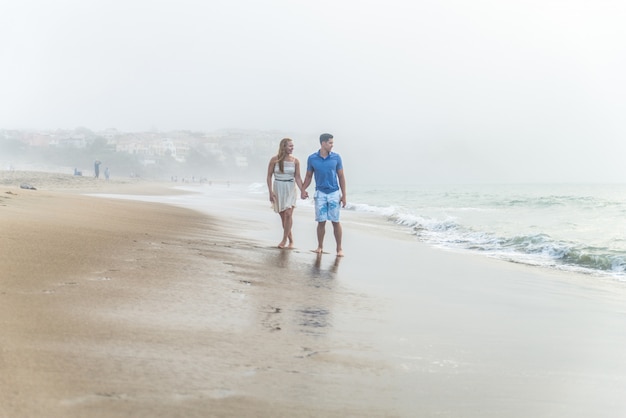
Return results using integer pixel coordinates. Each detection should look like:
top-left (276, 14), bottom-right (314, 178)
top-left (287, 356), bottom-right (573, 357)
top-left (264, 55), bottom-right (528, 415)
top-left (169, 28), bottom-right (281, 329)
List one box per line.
top-left (314, 190), bottom-right (341, 222)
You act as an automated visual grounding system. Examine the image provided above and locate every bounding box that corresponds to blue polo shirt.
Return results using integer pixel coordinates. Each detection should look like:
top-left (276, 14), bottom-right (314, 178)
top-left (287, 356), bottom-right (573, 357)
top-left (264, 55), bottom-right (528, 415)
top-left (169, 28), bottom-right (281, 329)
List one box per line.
top-left (306, 150), bottom-right (343, 194)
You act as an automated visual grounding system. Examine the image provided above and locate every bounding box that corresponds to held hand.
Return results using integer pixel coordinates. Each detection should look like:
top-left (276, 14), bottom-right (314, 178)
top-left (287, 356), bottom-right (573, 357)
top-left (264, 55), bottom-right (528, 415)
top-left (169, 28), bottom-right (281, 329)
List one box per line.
top-left (301, 190), bottom-right (309, 200)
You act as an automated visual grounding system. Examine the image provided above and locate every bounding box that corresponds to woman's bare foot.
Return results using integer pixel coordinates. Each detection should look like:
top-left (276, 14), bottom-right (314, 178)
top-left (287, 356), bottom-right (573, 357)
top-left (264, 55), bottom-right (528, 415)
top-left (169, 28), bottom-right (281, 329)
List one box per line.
top-left (278, 240), bottom-right (288, 249)
top-left (337, 249), bottom-right (344, 257)
top-left (312, 247), bottom-right (323, 254)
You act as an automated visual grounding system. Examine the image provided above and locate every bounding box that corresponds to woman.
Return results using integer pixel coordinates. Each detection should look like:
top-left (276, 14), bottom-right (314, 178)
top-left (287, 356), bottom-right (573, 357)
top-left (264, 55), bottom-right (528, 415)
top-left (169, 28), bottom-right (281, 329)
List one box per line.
top-left (266, 138), bottom-right (304, 249)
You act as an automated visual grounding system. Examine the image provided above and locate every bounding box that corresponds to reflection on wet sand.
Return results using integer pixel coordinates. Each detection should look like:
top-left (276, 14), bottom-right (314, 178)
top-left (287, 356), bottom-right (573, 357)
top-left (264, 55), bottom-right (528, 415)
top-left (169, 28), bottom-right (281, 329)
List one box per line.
top-left (275, 247), bottom-right (291, 268)
top-left (295, 254), bottom-right (343, 336)
top-left (252, 249), bottom-right (343, 337)
top-left (296, 306), bottom-right (331, 334)
top-left (309, 253), bottom-right (342, 282)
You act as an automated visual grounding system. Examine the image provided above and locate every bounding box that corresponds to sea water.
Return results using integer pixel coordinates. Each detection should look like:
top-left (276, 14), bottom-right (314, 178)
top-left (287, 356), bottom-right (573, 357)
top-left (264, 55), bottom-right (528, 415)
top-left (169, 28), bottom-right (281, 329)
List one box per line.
top-left (101, 181), bottom-right (626, 280)
top-left (339, 183), bottom-right (626, 279)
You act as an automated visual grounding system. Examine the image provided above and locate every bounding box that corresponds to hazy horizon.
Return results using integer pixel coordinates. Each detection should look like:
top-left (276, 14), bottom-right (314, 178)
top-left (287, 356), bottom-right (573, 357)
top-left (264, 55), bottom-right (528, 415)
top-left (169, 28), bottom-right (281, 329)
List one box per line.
top-left (2, 0), bottom-right (625, 184)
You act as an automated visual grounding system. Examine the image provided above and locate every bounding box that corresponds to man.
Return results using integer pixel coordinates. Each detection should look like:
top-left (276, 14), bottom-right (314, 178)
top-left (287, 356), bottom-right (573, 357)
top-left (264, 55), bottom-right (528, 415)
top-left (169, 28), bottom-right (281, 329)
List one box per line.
top-left (94, 160), bottom-right (101, 179)
top-left (301, 133), bottom-right (346, 256)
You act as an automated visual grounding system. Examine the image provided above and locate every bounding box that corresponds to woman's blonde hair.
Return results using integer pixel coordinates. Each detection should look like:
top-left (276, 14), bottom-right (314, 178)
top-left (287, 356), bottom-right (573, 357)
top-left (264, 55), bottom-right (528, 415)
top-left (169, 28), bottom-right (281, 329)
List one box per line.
top-left (276, 138), bottom-right (292, 173)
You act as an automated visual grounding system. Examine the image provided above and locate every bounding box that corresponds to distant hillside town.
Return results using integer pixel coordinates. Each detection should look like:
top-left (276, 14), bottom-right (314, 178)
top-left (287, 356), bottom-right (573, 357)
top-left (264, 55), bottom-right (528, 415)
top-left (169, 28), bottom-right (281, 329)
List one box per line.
top-left (0, 127), bottom-right (299, 181)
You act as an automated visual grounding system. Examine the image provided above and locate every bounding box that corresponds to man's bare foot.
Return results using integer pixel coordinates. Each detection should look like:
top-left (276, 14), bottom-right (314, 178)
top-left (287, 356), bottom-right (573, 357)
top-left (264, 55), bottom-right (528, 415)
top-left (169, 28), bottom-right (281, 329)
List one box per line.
top-left (287, 242), bottom-right (295, 249)
top-left (337, 249), bottom-right (344, 257)
top-left (312, 247), bottom-right (323, 254)
top-left (278, 240), bottom-right (287, 249)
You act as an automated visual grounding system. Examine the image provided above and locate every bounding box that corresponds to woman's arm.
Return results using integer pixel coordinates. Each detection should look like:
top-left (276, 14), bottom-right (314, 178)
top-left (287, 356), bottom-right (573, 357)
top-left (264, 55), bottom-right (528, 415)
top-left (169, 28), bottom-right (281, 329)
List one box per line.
top-left (294, 158), bottom-right (304, 192)
top-left (266, 157), bottom-right (276, 202)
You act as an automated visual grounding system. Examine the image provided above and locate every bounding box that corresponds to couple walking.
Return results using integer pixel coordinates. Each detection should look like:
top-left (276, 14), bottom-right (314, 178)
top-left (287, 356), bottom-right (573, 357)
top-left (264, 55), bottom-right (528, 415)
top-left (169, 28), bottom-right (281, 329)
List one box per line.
top-left (266, 133), bottom-right (346, 256)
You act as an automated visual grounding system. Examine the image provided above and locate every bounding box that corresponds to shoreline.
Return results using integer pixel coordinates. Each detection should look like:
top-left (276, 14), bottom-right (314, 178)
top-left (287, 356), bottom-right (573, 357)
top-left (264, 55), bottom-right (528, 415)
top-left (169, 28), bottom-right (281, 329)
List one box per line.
top-left (3, 171), bottom-right (626, 417)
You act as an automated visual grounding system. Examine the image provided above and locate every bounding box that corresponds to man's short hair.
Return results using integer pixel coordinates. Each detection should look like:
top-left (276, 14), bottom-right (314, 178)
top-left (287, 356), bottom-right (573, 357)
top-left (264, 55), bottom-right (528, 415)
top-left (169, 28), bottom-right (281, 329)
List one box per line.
top-left (320, 133), bottom-right (334, 143)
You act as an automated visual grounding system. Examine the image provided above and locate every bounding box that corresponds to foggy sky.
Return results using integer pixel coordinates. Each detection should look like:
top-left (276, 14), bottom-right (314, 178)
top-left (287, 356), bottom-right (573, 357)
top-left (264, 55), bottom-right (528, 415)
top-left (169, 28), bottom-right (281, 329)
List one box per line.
top-left (2, 0), bottom-right (625, 184)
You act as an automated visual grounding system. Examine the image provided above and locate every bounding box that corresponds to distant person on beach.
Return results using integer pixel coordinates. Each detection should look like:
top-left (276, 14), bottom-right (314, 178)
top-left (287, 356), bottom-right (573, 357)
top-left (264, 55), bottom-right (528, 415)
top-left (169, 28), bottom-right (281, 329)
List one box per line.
top-left (267, 137), bottom-right (304, 249)
top-left (104, 167), bottom-right (110, 180)
top-left (301, 133), bottom-right (346, 257)
top-left (94, 160), bottom-right (102, 178)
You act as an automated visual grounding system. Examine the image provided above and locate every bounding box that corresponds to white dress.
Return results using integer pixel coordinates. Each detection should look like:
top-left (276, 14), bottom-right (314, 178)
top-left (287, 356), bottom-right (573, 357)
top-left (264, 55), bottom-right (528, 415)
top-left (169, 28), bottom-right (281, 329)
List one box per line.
top-left (272, 161), bottom-right (297, 213)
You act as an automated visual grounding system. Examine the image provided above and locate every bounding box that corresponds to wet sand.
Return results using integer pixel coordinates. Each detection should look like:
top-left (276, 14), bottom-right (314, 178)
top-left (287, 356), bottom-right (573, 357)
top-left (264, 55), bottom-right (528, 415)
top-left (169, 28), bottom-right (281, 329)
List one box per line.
top-left (3, 171), bottom-right (626, 417)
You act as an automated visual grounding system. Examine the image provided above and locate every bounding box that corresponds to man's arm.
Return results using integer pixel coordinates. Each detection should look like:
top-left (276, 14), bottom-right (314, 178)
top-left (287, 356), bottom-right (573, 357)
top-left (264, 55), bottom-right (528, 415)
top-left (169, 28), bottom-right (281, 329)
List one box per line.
top-left (301, 170), bottom-right (313, 199)
top-left (337, 169), bottom-right (346, 207)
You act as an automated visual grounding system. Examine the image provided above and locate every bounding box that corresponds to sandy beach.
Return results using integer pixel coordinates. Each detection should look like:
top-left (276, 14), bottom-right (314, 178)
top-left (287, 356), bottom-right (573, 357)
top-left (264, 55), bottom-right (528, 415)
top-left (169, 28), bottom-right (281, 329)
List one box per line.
top-left (3, 171), bottom-right (626, 418)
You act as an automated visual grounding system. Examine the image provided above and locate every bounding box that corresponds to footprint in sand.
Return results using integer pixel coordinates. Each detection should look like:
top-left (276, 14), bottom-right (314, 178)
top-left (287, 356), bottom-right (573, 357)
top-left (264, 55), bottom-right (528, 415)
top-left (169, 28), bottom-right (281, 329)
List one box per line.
top-left (88, 276), bottom-right (112, 281)
top-left (260, 305), bottom-right (282, 331)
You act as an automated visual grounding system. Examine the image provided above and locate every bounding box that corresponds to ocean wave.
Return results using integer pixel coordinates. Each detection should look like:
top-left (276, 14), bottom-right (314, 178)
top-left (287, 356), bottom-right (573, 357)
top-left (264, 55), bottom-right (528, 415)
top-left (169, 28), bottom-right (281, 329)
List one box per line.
top-left (559, 247), bottom-right (626, 273)
top-left (345, 198), bottom-right (626, 276)
top-left (248, 182), bottom-right (266, 193)
top-left (248, 183), bottom-right (626, 278)
top-left (346, 202), bottom-right (398, 216)
top-left (433, 228), bottom-right (626, 275)
top-left (498, 194), bottom-right (619, 210)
